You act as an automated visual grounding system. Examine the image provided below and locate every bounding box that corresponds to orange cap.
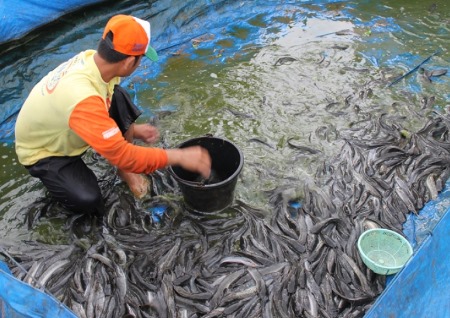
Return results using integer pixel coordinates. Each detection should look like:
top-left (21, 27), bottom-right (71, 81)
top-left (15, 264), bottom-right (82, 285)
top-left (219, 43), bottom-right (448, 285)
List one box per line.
top-left (102, 14), bottom-right (158, 61)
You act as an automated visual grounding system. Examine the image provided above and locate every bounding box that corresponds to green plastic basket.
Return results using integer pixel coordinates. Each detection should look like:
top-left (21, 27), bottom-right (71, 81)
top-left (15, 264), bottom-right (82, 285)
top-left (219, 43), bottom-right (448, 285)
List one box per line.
top-left (357, 228), bottom-right (413, 275)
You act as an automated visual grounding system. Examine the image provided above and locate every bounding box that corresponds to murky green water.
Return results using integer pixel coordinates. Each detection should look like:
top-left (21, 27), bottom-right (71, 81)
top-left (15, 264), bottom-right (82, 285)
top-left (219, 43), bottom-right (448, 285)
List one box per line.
top-left (0, 0), bottom-right (448, 243)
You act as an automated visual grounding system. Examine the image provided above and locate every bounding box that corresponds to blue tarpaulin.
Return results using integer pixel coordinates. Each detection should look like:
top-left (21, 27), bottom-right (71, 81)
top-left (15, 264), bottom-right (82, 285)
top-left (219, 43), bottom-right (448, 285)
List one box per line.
top-left (366, 180), bottom-right (450, 317)
top-left (0, 0), bottom-right (107, 45)
top-left (0, 261), bottom-right (77, 318)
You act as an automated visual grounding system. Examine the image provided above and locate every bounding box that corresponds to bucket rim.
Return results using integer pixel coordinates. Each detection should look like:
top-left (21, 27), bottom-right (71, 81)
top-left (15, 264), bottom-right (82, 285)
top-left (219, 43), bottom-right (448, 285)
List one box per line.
top-left (167, 136), bottom-right (244, 188)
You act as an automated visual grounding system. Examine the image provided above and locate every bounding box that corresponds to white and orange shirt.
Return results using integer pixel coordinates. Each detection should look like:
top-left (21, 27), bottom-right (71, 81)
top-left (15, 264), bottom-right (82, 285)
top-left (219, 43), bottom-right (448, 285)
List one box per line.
top-left (15, 50), bottom-right (168, 173)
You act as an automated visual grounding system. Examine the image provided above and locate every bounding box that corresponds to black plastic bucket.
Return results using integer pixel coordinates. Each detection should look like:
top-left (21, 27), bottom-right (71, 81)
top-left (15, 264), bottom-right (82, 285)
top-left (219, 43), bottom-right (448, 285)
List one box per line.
top-left (168, 136), bottom-right (244, 213)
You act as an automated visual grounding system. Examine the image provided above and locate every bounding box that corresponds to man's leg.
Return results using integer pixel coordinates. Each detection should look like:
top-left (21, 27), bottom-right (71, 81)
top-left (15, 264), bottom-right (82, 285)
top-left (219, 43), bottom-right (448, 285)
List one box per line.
top-left (109, 85), bottom-right (149, 199)
top-left (117, 124), bottom-right (150, 199)
top-left (26, 156), bottom-right (104, 215)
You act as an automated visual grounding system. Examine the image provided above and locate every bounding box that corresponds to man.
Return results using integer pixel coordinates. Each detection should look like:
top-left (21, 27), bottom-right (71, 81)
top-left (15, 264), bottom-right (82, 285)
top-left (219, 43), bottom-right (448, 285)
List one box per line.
top-left (14, 14), bottom-right (211, 215)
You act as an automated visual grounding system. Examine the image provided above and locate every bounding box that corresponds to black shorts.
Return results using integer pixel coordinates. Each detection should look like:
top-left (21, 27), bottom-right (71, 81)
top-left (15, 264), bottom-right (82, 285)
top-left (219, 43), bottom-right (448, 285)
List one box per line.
top-left (26, 155), bottom-right (104, 214)
top-left (25, 85), bottom-right (142, 214)
top-left (109, 84), bottom-right (142, 135)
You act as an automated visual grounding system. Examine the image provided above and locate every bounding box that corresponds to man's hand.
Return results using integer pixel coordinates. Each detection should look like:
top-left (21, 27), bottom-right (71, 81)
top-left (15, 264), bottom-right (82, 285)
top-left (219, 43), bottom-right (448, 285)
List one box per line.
top-left (166, 146), bottom-right (212, 179)
top-left (133, 124), bottom-right (160, 144)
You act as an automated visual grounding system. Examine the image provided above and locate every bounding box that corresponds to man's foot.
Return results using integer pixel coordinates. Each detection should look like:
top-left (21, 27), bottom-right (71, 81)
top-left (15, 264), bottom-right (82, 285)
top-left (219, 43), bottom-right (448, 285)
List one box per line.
top-left (118, 171), bottom-right (150, 199)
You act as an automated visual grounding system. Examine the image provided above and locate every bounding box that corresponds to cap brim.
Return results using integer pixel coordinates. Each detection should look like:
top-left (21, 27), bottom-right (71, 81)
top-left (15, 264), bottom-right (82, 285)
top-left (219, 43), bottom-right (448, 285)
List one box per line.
top-left (145, 46), bottom-right (158, 61)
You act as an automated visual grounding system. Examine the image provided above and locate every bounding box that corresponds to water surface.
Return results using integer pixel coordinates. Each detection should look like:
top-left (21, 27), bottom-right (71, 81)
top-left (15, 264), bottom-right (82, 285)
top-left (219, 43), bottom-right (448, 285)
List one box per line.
top-left (0, 0), bottom-right (448, 243)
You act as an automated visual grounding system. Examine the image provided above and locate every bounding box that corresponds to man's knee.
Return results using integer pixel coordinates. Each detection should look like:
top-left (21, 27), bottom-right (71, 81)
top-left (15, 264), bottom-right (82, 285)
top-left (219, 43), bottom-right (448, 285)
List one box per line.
top-left (64, 187), bottom-right (104, 215)
top-left (27, 155), bottom-right (105, 215)
top-left (77, 191), bottom-right (103, 212)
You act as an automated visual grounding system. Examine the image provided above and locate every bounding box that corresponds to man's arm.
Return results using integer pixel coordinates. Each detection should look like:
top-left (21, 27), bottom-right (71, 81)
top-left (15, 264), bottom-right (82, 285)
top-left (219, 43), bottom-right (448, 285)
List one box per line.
top-left (69, 96), bottom-right (211, 177)
top-left (166, 147), bottom-right (211, 178)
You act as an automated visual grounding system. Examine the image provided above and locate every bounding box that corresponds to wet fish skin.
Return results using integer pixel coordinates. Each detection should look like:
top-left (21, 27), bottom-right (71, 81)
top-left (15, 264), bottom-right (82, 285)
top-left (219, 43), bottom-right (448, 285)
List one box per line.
top-left (200, 307), bottom-right (225, 318)
top-left (342, 66), bottom-right (369, 73)
top-left (309, 217), bottom-right (346, 235)
top-left (274, 56), bottom-right (298, 66)
top-left (7, 113), bottom-right (450, 318)
top-left (425, 173), bottom-right (439, 199)
top-left (129, 260), bottom-right (158, 291)
top-left (70, 300), bottom-right (87, 318)
top-left (225, 107), bottom-right (254, 119)
top-left (157, 237), bottom-right (182, 281)
top-left (421, 67), bottom-right (447, 82)
top-left (235, 296), bottom-right (259, 318)
top-left (102, 231), bottom-right (127, 267)
top-left (23, 261), bottom-right (42, 285)
top-left (325, 102), bottom-right (347, 116)
top-left (219, 255), bottom-right (260, 268)
top-left (272, 287), bottom-right (291, 318)
top-left (94, 276), bottom-right (106, 318)
top-left (36, 259), bottom-right (71, 288)
top-left (248, 267), bottom-right (268, 304)
top-left (209, 268), bottom-right (245, 309)
top-left (173, 285), bottom-right (212, 301)
top-left (247, 137), bottom-right (275, 149)
top-left (331, 44), bottom-right (349, 50)
top-left (287, 137), bottom-right (322, 154)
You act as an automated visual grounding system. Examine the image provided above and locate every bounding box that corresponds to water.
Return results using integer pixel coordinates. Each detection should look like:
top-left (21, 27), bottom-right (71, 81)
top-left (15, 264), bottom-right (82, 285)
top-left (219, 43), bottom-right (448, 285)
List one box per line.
top-left (0, 0), bottom-right (448, 244)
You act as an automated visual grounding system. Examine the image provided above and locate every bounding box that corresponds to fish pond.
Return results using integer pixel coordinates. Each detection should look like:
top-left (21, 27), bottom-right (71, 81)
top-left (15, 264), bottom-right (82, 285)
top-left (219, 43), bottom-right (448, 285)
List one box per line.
top-left (0, 0), bottom-right (449, 317)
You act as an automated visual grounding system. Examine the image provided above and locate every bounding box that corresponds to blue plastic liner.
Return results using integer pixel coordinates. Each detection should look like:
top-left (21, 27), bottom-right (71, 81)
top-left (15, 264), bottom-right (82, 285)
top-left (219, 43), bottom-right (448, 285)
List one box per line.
top-left (0, 0), bottom-right (107, 45)
top-left (365, 181), bottom-right (450, 318)
top-left (0, 261), bottom-right (77, 318)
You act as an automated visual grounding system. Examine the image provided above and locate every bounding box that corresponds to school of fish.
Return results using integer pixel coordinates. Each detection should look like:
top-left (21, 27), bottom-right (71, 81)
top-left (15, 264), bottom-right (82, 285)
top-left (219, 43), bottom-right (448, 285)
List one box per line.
top-left (2, 103), bottom-right (450, 318)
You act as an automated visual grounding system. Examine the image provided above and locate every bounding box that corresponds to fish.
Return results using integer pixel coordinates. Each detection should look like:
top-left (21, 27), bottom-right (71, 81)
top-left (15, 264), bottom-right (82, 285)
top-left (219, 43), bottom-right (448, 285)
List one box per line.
top-left (219, 255), bottom-right (260, 268)
top-left (5, 109), bottom-right (450, 318)
top-left (287, 138), bottom-right (322, 154)
top-left (420, 67), bottom-right (447, 82)
top-left (209, 268), bottom-right (246, 309)
top-left (331, 44), bottom-right (349, 50)
top-left (316, 29), bottom-right (354, 37)
top-left (325, 102), bottom-right (347, 116)
top-left (274, 56), bottom-right (298, 66)
top-left (309, 217), bottom-right (346, 234)
top-left (225, 107), bottom-right (254, 119)
top-left (247, 137), bottom-right (276, 149)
